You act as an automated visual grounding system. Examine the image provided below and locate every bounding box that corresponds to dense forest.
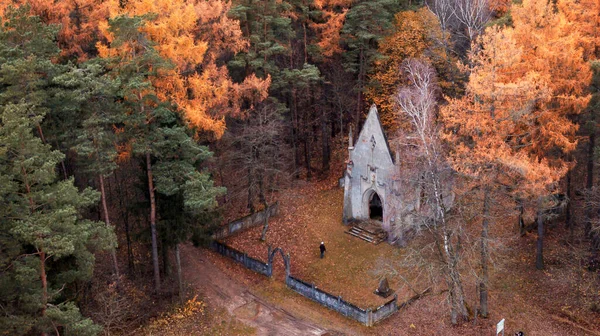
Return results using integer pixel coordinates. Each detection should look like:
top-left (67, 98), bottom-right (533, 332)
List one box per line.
top-left (0, 0), bottom-right (598, 334)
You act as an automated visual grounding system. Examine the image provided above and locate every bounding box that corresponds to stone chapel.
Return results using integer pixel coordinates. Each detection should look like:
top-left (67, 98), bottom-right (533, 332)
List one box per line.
top-left (342, 105), bottom-right (394, 232)
top-left (342, 104), bottom-right (456, 245)
top-left (341, 104), bottom-right (425, 244)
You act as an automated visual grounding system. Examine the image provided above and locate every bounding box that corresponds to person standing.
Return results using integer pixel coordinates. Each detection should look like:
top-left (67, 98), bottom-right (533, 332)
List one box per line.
top-left (320, 242), bottom-right (326, 259)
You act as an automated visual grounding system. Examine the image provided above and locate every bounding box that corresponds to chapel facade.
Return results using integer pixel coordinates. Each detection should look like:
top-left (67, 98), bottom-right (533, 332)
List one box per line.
top-left (342, 105), bottom-right (401, 242)
top-left (342, 105), bottom-right (451, 244)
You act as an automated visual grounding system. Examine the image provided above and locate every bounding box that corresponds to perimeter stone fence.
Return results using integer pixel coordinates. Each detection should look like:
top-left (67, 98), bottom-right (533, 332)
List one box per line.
top-left (209, 202), bottom-right (401, 326)
top-left (285, 275), bottom-right (398, 326)
top-left (212, 202), bottom-right (279, 240)
top-left (210, 241), bottom-right (270, 276)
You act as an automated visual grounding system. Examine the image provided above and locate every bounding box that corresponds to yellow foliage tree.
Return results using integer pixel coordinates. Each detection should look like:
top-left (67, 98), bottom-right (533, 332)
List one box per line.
top-left (99, 0), bottom-right (270, 138)
top-left (365, 8), bottom-right (450, 132)
top-left (310, 0), bottom-right (352, 57)
top-left (0, 0), bottom-right (112, 61)
top-left (441, 1), bottom-right (592, 304)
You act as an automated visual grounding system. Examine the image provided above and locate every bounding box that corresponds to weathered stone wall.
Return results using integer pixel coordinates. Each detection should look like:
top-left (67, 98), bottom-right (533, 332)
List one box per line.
top-left (371, 296), bottom-right (399, 323)
top-left (210, 240), bottom-right (401, 326)
top-left (209, 202), bottom-right (401, 327)
top-left (344, 105), bottom-right (397, 236)
top-left (210, 241), bottom-right (270, 276)
top-left (286, 276), bottom-right (371, 325)
top-left (347, 106), bottom-right (394, 221)
top-left (212, 202), bottom-right (279, 240)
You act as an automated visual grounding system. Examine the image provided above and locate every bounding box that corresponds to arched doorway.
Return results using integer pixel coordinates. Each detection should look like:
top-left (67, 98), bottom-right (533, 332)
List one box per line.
top-left (369, 193), bottom-right (383, 220)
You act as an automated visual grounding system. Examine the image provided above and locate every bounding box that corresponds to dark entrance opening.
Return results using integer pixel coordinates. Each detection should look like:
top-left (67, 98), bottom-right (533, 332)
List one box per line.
top-left (369, 193), bottom-right (383, 220)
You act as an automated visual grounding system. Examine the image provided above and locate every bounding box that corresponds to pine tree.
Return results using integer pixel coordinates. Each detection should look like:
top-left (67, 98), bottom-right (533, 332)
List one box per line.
top-left (65, 59), bottom-right (123, 280)
top-left (101, 14), bottom-right (225, 292)
top-left (3, 0), bottom-right (123, 62)
top-left (0, 103), bottom-right (112, 336)
top-left (100, 0), bottom-right (270, 138)
top-left (0, 8), bottom-right (114, 335)
top-left (341, 0), bottom-right (401, 131)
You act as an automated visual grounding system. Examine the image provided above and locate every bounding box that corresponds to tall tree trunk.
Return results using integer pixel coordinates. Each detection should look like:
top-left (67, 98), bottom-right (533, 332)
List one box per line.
top-left (536, 197), bottom-right (545, 270)
top-left (586, 133), bottom-right (595, 236)
top-left (303, 23), bottom-right (308, 64)
top-left (39, 249), bottom-right (50, 336)
top-left (479, 187), bottom-right (490, 318)
top-left (161, 238), bottom-right (169, 277)
top-left (518, 198), bottom-right (525, 236)
top-left (124, 212), bottom-right (134, 274)
top-left (303, 100), bottom-right (312, 180)
top-left (247, 165), bottom-right (255, 214)
top-left (99, 175), bottom-right (120, 281)
top-left (355, 47), bottom-right (364, 133)
top-left (55, 141), bottom-right (68, 180)
top-left (260, 206), bottom-right (270, 241)
top-left (337, 88), bottom-right (345, 150)
top-left (175, 243), bottom-right (184, 304)
top-left (114, 170), bottom-right (134, 274)
top-left (146, 152), bottom-right (161, 291)
top-left (565, 167), bottom-right (572, 230)
top-left (291, 90), bottom-right (300, 179)
top-left (304, 134), bottom-right (311, 180)
top-left (321, 109), bottom-right (330, 174)
top-left (40, 250), bottom-right (47, 318)
top-left (443, 231), bottom-right (469, 325)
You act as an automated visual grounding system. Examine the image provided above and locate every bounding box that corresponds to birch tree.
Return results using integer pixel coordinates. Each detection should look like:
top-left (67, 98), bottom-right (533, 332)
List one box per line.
top-left (453, 0), bottom-right (491, 43)
top-left (394, 58), bottom-right (469, 325)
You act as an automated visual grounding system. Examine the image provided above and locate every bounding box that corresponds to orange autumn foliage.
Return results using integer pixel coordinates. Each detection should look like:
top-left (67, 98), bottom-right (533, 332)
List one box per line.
top-left (98, 0), bottom-right (270, 138)
top-left (365, 8), bottom-right (447, 132)
top-left (489, 0), bottom-right (510, 16)
top-left (0, 0), bottom-right (112, 61)
top-left (557, 0), bottom-right (600, 60)
top-left (509, 0), bottom-right (591, 156)
top-left (311, 0), bottom-right (351, 57)
top-left (442, 0), bottom-right (592, 195)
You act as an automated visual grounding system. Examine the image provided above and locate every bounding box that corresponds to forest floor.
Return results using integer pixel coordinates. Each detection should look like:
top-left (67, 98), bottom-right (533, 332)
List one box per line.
top-left (138, 177), bottom-right (600, 335)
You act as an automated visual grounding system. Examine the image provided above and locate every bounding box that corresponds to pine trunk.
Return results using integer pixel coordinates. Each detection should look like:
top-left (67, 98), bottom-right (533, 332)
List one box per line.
top-left (479, 187), bottom-right (490, 318)
top-left (321, 110), bottom-right (330, 174)
top-left (40, 250), bottom-right (47, 317)
top-left (40, 249), bottom-right (49, 336)
top-left (536, 197), bottom-right (545, 270)
top-left (565, 167), bottom-right (572, 230)
top-left (115, 170), bottom-right (134, 274)
top-left (176, 244), bottom-right (184, 303)
top-left (445, 233), bottom-right (469, 325)
top-left (304, 134), bottom-right (311, 180)
top-left (586, 133), bottom-right (595, 236)
top-left (259, 173), bottom-right (269, 241)
top-left (146, 152), bottom-right (161, 291)
top-left (247, 165), bottom-right (255, 213)
top-left (355, 47), bottom-right (364, 133)
top-left (99, 175), bottom-right (121, 281)
top-left (291, 90), bottom-right (300, 179)
top-left (162, 239), bottom-right (169, 277)
top-left (303, 99), bottom-right (312, 180)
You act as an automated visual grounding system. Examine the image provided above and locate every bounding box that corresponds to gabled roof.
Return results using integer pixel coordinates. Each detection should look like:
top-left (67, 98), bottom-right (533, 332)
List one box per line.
top-left (355, 104), bottom-right (395, 164)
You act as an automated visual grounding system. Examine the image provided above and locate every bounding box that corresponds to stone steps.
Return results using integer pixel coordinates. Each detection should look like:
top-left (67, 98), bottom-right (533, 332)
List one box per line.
top-left (345, 225), bottom-right (387, 245)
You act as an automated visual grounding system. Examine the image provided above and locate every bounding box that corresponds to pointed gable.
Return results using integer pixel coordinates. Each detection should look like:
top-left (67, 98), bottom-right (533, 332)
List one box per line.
top-left (354, 104), bottom-right (395, 166)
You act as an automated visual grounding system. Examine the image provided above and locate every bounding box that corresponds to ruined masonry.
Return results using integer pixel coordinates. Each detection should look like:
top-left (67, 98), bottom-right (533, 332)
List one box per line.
top-left (342, 105), bottom-right (394, 233)
top-left (342, 105), bottom-right (419, 244)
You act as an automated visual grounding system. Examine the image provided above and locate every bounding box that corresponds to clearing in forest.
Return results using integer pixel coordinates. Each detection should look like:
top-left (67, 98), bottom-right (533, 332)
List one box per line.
top-left (223, 179), bottom-right (600, 335)
top-left (225, 181), bottom-right (425, 309)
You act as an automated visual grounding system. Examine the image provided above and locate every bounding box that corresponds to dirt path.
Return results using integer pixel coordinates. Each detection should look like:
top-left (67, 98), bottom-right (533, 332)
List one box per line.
top-left (180, 244), bottom-right (329, 336)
